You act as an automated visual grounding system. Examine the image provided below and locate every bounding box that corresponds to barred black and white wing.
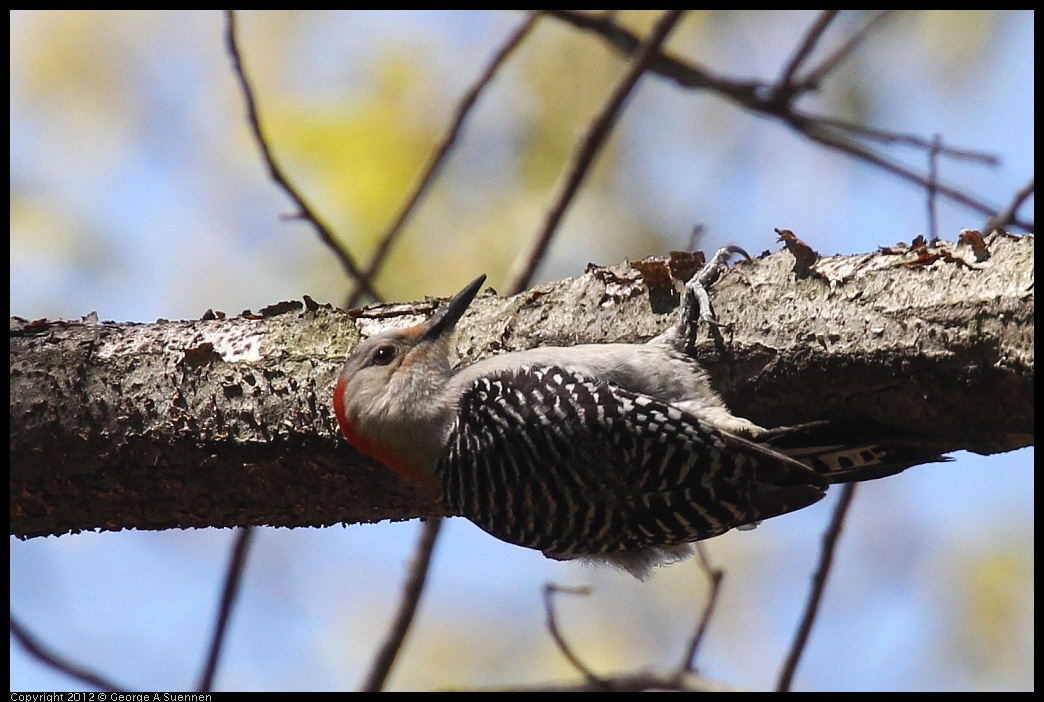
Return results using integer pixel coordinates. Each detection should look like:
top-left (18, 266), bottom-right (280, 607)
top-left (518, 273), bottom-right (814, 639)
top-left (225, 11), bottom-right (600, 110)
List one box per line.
top-left (437, 366), bottom-right (831, 574)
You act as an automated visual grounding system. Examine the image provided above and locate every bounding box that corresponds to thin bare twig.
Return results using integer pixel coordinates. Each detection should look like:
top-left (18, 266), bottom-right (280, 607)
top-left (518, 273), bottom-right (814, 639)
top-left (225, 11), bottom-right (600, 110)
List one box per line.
top-left (346, 12), bottom-right (544, 308)
top-left (543, 584), bottom-right (610, 689)
top-left (795, 11), bottom-right (895, 92)
top-left (507, 9), bottom-right (688, 293)
top-left (544, 10), bottom-right (1026, 230)
top-left (985, 179), bottom-right (1035, 233)
top-left (10, 615), bottom-right (125, 692)
top-left (224, 10), bottom-right (380, 302)
top-left (198, 527), bottom-right (254, 692)
top-left (776, 483), bottom-right (858, 692)
top-left (542, 10), bottom-right (733, 93)
top-left (813, 116), bottom-right (999, 164)
top-left (362, 518), bottom-right (444, 691)
top-left (794, 117), bottom-right (1017, 225)
top-left (686, 223), bottom-right (707, 253)
top-left (927, 134), bottom-right (943, 240)
top-left (680, 543), bottom-right (725, 672)
top-left (775, 10), bottom-right (841, 96)
top-left (470, 668), bottom-right (744, 692)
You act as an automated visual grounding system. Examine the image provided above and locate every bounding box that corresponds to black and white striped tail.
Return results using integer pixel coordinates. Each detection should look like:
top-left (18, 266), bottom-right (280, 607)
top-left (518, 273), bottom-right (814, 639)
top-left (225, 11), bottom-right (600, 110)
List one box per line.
top-left (756, 420), bottom-right (951, 484)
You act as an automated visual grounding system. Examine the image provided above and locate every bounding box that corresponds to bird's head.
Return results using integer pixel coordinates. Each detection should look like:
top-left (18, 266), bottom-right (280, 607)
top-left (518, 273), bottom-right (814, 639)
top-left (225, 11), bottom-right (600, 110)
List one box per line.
top-left (333, 274), bottom-right (487, 485)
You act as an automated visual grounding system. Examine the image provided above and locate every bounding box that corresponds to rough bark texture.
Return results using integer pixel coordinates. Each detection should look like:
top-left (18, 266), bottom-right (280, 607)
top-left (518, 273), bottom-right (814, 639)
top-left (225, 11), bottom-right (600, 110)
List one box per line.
top-left (10, 234), bottom-right (1034, 539)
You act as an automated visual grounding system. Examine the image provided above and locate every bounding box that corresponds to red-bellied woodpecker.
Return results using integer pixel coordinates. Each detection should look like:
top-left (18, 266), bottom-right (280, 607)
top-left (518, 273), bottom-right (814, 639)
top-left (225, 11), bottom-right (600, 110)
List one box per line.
top-left (333, 249), bottom-right (946, 578)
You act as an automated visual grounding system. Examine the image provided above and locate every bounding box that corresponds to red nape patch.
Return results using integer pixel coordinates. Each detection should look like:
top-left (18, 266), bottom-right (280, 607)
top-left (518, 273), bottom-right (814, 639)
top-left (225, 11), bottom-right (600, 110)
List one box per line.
top-left (333, 375), bottom-right (351, 439)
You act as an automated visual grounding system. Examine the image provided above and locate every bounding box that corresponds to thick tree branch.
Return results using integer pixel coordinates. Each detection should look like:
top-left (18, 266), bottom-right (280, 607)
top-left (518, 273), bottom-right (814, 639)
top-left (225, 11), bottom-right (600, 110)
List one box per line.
top-left (10, 234), bottom-right (1033, 539)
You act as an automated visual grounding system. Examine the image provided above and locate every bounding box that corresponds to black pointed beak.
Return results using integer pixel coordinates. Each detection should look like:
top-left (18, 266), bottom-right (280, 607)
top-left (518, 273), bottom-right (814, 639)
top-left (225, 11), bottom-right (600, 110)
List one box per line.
top-left (421, 274), bottom-right (487, 341)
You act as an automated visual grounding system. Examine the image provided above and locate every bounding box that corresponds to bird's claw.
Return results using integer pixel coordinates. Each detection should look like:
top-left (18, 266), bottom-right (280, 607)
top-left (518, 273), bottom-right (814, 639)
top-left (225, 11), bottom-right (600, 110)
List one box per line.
top-left (680, 245), bottom-right (749, 351)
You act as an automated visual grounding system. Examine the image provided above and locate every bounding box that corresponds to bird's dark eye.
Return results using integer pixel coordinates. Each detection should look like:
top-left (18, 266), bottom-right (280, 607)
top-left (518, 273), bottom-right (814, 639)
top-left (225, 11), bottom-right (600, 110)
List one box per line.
top-left (372, 345), bottom-right (397, 366)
